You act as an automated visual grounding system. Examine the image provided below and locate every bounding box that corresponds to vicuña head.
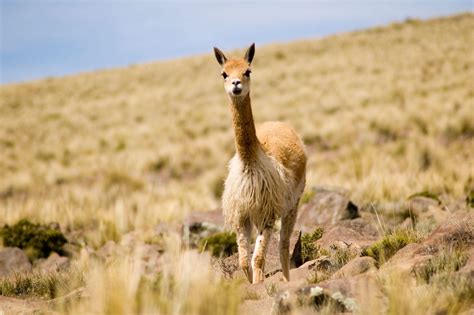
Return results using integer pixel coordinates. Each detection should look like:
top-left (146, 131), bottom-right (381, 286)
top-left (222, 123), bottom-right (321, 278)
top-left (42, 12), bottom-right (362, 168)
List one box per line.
top-left (213, 43), bottom-right (307, 284)
top-left (214, 43), bottom-right (254, 98)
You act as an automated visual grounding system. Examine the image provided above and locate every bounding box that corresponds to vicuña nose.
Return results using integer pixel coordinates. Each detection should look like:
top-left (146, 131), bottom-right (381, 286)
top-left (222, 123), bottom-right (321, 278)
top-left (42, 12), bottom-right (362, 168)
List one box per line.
top-left (232, 79), bottom-right (241, 86)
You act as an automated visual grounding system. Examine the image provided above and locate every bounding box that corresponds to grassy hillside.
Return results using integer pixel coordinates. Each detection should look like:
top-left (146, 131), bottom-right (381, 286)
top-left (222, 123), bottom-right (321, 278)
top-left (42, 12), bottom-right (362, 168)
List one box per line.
top-left (1, 14), bottom-right (472, 230)
top-left (0, 13), bottom-right (473, 313)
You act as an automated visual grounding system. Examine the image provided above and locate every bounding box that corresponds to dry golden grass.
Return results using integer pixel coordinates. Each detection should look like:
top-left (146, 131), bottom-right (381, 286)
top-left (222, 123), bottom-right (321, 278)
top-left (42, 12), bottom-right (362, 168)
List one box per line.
top-left (0, 13), bottom-right (473, 314)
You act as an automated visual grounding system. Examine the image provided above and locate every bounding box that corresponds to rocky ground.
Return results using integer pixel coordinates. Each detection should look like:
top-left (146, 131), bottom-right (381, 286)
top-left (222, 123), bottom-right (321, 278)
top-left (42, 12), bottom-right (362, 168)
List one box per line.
top-left (0, 187), bottom-right (472, 314)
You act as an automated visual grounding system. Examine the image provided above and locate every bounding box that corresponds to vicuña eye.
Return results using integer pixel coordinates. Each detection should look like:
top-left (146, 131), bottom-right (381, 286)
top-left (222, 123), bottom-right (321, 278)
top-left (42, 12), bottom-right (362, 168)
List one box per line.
top-left (222, 72), bottom-right (228, 79)
top-left (244, 69), bottom-right (251, 77)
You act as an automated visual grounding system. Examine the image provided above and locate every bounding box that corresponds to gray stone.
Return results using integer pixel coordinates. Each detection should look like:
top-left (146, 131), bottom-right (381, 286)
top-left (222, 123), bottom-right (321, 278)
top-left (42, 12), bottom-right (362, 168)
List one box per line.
top-left (296, 187), bottom-right (359, 232)
top-left (272, 273), bottom-right (386, 315)
top-left (182, 209), bottom-right (225, 247)
top-left (331, 256), bottom-right (377, 279)
top-left (36, 252), bottom-right (69, 274)
top-left (316, 218), bottom-right (380, 254)
top-left (0, 247), bottom-right (32, 278)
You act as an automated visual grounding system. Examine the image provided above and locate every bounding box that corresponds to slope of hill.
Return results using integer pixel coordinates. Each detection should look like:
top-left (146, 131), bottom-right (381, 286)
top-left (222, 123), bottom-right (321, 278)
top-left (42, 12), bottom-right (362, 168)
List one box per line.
top-left (0, 13), bottom-right (473, 314)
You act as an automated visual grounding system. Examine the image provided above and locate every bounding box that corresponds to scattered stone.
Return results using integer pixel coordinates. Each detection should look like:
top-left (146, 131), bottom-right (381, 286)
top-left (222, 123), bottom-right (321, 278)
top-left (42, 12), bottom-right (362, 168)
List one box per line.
top-left (272, 273), bottom-right (385, 315)
top-left (182, 209), bottom-right (225, 248)
top-left (0, 247), bottom-right (32, 278)
top-left (331, 256), bottom-right (377, 279)
top-left (296, 187), bottom-right (359, 232)
top-left (36, 252), bottom-right (69, 274)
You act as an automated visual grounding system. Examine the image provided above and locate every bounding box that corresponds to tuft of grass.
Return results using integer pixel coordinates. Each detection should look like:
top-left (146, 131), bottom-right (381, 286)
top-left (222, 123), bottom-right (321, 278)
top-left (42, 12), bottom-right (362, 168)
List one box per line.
top-left (414, 246), bottom-right (469, 284)
top-left (0, 219), bottom-right (68, 261)
top-left (104, 171), bottom-right (144, 192)
top-left (300, 190), bottom-right (316, 205)
top-left (384, 246), bottom-right (473, 315)
top-left (362, 228), bottom-right (419, 264)
top-left (198, 231), bottom-right (237, 258)
top-left (0, 271), bottom-right (83, 299)
top-left (301, 227), bottom-right (324, 263)
top-left (306, 247), bottom-right (356, 284)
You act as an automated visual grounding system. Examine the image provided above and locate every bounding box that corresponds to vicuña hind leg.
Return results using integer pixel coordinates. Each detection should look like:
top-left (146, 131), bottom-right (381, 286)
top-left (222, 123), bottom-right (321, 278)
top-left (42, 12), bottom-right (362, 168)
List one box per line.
top-left (280, 209), bottom-right (297, 281)
top-left (236, 218), bottom-right (252, 282)
top-left (251, 227), bottom-right (272, 283)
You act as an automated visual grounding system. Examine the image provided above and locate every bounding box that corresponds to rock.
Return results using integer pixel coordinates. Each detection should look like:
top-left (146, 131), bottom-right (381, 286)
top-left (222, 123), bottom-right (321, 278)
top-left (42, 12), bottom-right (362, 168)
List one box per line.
top-left (240, 297), bottom-right (274, 315)
top-left (296, 187), bottom-right (359, 232)
top-left (182, 209), bottom-right (225, 247)
top-left (459, 247), bottom-right (474, 277)
top-left (137, 244), bottom-right (162, 277)
top-left (315, 218), bottom-right (380, 254)
top-left (423, 211), bottom-right (473, 247)
top-left (216, 231), bottom-right (301, 279)
top-left (408, 196), bottom-right (448, 225)
top-left (272, 273), bottom-right (386, 315)
top-left (331, 256), bottom-right (377, 279)
top-left (383, 212), bottom-right (473, 275)
top-left (0, 247), bottom-right (32, 278)
top-left (0, 295), bottom-right (50, 314)
top-left (93, 241), bottom-right (124, 261)
top-left (36, 252), bottom-right (69, 274)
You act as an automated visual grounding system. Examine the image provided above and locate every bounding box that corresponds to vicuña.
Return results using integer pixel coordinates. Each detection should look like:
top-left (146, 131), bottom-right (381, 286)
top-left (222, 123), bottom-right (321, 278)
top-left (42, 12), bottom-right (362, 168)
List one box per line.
top-left (214, 43), bottom-right (307, 283)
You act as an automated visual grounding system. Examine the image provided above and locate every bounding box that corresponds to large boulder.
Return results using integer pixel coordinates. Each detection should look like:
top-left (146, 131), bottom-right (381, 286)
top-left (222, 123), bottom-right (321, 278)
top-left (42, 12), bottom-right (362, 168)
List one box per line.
top-left (382, 211), bottom-right (473, 275)
top-left (0, 247), bottom-right (32, 278)
top-left (315, 218), bottom-right (380, 255)
top-left (331, 256), bottom-right (377, 279)
top-left (35, 252), bottom-right (69, 274)
top-left (295, 187), bottom-right (359, 232)
top-left (407, 196), bottom-right (448, 225)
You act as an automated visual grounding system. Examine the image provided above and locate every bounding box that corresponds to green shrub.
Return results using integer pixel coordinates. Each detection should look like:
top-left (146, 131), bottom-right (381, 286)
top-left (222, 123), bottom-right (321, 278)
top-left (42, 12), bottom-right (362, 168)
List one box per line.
top-left (0, 219), bottom-right (68, 260)
top-left (301, 227), bottom-right (324, 263)
top-left (198, 231), bottom-right (237, 258)
top-left (362, 229), bottom-right (419, 264)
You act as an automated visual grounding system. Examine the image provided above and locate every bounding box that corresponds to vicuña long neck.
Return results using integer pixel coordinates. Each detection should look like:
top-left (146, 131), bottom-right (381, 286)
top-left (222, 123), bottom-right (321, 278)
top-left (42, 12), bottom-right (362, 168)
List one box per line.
top-left (229, 93), bottom-right (260, 165)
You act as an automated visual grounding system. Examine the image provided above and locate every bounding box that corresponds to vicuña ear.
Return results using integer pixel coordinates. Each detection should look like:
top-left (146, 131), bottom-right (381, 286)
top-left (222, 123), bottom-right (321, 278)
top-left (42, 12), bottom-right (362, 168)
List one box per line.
top-left (244, 43), bottom-right (255, 64)
top-left (213, 47), bottom-right (227, 66)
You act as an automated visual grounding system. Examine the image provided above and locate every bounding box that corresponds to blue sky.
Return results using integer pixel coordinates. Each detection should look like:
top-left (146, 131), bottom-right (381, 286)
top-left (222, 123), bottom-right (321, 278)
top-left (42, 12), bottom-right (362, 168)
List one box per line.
top-left (1, 1), bottom-right (471, 84)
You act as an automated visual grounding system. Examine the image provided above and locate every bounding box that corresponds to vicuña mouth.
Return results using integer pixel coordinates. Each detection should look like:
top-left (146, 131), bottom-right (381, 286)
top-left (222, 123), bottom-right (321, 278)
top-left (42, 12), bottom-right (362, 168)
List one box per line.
top-left (232, 88), bottom-right (242, 95)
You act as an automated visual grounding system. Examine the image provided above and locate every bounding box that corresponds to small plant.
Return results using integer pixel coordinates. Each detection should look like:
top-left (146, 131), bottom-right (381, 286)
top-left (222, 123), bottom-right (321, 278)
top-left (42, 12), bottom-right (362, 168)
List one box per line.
top-left (300, 190), bottom-right (316, 205)
top-left (330, 247), bottom-right (356, 270)
top-left (414, 247), bottom-right (468, 283)
top-left (362, 228), bottom-right (419, 264)
top-left (198, 231), bottom-right (237, 258)
top-left (0, 219), bottom-right (68, 261)
top-left (301, 227), bottom-right (324, 263)
top-left (0, 270), bottom-right (83, 299)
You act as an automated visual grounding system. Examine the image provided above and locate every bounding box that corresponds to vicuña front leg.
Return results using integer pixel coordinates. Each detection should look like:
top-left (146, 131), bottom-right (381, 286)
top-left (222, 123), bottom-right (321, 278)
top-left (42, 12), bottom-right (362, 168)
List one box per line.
top-left (236, 218), bottom-right (252, 282)
top-left (251, 227), bottom-right (272, 283)
top-left (280, 210), bottom-right (297, 282)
